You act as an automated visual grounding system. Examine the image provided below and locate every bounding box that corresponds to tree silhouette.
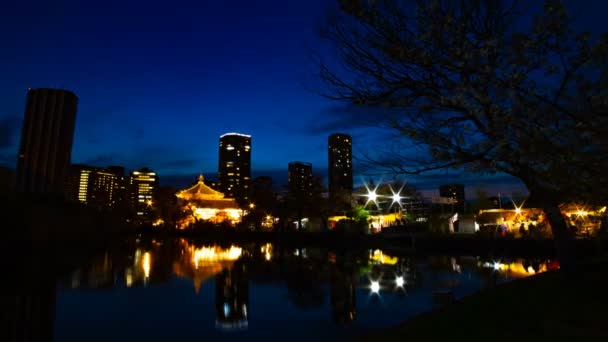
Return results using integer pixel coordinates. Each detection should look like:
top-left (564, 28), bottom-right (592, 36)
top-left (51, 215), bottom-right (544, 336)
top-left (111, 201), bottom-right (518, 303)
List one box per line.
top-left (317, 0), bottom-right (608, 269)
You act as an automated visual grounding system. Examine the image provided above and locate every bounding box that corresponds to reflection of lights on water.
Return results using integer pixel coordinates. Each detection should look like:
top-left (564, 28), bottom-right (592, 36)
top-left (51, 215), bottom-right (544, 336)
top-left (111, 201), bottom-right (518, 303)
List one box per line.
top-left (370, 249), bottom-right (399, 265)
top-left (224, 302), bottom-right (230, 317)
top-left (395, 276), bottom-right (405, 288)
top-left (260, 243), bottom-right (272, 261)
top-left (370, 281), bottom-right (380, 294)
top-left (192, 246), bottom-right (242, 268)
top-left (481, 261), bottom-right (550, 276)
top-left (126, 268), bottom-right (133, 287)
top-left (143, 252), bottom-right (151, 279)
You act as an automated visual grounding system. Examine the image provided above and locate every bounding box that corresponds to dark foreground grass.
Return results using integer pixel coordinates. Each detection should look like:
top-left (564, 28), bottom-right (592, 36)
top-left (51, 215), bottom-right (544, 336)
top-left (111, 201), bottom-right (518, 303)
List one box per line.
top-left (363, 262), bottom-right (608, 340)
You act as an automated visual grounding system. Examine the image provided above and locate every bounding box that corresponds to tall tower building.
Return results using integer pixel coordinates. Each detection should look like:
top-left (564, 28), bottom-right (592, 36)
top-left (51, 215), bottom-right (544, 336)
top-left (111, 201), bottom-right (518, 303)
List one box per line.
top-left (218, 133), bottom-right (251, 205)
top-left (328, 133), bottom-right (353, 199)
top-left (16, 88), bottom-right (78, 197)
top-left (129, 168), bottom-right (158, 222)
top-left (288, 162), bottom-right (313, 198)
top-left (439, 183), bottom-right (465, 213)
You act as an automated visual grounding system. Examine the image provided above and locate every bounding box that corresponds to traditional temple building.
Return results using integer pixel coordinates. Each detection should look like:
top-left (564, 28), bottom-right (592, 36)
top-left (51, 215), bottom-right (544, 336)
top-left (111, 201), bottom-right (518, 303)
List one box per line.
top-left (176, 175), bottom-right (242, 228)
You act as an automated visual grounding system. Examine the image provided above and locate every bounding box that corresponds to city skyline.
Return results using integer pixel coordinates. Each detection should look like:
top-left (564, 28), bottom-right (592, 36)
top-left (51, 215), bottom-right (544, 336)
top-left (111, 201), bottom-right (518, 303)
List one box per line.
top-left (4, 1), bottom-right (604, 196)
top-left (3, 87), bottom-right (529, 199)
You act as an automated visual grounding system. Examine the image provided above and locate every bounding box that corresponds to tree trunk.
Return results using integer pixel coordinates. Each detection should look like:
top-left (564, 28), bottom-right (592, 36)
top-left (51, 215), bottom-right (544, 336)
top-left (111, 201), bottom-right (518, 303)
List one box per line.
top-left (534, 189), bottom-right (578, 275)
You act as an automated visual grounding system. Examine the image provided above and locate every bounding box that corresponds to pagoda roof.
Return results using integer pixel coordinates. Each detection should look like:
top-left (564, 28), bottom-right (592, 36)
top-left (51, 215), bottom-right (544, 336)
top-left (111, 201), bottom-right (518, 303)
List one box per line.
top-left (176, 175), bottom-right (227, 201)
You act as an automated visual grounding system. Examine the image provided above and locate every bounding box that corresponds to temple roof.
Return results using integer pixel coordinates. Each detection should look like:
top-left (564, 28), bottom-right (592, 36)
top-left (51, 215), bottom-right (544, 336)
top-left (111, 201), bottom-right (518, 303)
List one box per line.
top-left (176, 174), bottom-right (227, 201)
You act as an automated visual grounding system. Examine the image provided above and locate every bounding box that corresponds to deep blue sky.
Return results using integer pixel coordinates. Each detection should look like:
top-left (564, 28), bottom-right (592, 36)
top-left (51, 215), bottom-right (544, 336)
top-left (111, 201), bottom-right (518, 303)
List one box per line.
top-left (0, 0), bottom-right (605, 197)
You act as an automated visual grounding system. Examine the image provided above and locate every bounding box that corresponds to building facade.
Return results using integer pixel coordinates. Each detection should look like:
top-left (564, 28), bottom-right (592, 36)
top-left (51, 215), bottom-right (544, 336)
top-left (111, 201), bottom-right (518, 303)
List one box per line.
top-left (129, 168), bottom-right (158, 222)
top-left (65, 164), bottom-right (126, 210)
top-left (328, 133), bottom-right (353, 200)
top-left (288, 161), bottom-right (313, 198)
top-left (218, 133), bottom-right (251, 205)
top-left (64, 164), bottom-right (95, 204)
top-left (439, 184), bottom-right (465, 213)
top-left (175, 174), bottom-right (241, 228)
top-left (16, 88), bottom-right (78, 197)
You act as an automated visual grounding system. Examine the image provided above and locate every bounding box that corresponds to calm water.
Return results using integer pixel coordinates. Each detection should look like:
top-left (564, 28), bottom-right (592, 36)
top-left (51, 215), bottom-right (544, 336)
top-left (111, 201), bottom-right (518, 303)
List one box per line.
top-left (13, 238), bottom-right (558, 341)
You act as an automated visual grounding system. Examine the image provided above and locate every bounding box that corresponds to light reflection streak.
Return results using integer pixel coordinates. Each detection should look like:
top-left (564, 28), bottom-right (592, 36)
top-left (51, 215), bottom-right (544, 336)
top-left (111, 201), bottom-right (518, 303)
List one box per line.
top-left (143, 252), bottom-right (151, 279)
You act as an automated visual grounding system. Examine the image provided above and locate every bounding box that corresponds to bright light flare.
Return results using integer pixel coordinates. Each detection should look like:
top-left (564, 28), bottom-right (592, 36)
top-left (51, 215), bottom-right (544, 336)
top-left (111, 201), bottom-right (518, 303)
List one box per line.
top-left (360, 178), bottom-right (381, 208)
top-left (395, 276), bottom-right (405, 287)
top-left (511, 198), bottom-right (525, 215)
top-left (392, 193), bottom-right (401, 203)
top-left (370, 281), bottom-right (380, 294)
top-left (493, 262), bottom-right (502, 271)
top-left (367, 190), bottom-right (377, 202)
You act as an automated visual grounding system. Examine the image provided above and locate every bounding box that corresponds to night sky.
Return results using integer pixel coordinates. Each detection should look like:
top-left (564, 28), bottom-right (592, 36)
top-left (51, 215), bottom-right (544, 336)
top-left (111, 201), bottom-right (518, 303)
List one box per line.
top-left (0, 0), bottom-right (606, 197)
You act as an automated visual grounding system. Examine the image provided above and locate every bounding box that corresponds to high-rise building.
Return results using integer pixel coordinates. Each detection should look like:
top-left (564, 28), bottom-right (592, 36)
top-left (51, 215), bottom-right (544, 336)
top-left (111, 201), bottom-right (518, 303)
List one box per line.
top-left (16, 88), bottom-right (78, 197)
top-left (106, 166), bottom-right (127, 209)
top-left (218, 133), bottom-right (251, 204)
top-left (288, 162), bottom-right (313, 198)
top-left (439, 184), bottom-right (465, 213)
top-left (88, 169), bottom-right (120, 209)
top-left (65, 164), bottom-right (95, 204)
top-left (65, 164), bottom-right (126, 210)
top-left (328, 133), bottom-right (353, 199)
top-left (129, 167), bottom-right (158, 222)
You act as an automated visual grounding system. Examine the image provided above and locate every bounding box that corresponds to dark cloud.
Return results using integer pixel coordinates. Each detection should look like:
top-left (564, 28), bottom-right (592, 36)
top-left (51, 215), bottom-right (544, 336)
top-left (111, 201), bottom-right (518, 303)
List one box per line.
top-left (0, 116), bottom-right (21, 149)
top-left (159, 173), bottom-right (201, 188)
top-left (408, 172), bottom-right (525, 191)
top-left (84, 154), bottom-right (121, 167)
top-left (303, 105), bottom-right (400, 135)
top-left (159, 159), bottom-right (199, 169)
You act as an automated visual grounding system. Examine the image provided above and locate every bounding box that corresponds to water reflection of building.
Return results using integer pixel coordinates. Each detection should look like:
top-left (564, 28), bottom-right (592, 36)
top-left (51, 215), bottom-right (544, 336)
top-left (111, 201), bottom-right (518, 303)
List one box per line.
top-left (329, 259), bottom-right (356, 324)
top-left (172, 242), bottom-right (242, 293)
top-left (65, 248), bottom-right (155, 289)
top-left (1, 289), bottom-right (56, 341)
top-left (215, 261), bottom-right (248, 331)
top-left (2, 261), bottom-right (56, 342)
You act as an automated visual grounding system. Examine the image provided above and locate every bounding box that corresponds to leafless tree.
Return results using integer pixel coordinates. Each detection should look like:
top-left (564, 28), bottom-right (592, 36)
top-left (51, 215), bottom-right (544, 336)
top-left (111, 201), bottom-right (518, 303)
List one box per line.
top-left (316, 0), bottom-right (608, 268)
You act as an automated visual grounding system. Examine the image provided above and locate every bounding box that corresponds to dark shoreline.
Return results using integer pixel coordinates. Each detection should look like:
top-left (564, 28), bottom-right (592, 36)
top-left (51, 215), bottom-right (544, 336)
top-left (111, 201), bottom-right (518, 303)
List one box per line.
top-left (131, 229), bottom-right (608, 258)
top-left (7, 230), bottom-right (607, 257)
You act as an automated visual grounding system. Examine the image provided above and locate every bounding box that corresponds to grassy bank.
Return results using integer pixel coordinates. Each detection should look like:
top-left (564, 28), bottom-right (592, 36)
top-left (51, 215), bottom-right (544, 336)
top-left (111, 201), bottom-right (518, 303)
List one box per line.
top-left (363, 262), bottom-right (608, 339)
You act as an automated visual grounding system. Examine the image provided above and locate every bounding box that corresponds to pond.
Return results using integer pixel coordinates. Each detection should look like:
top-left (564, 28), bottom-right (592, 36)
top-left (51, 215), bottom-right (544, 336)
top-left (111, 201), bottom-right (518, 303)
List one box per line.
top-left (11, 238), bottom-right (559, 341)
